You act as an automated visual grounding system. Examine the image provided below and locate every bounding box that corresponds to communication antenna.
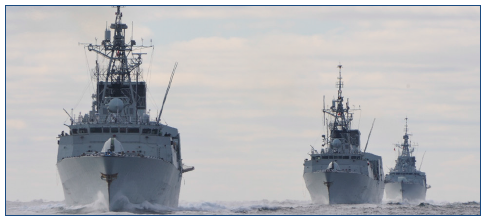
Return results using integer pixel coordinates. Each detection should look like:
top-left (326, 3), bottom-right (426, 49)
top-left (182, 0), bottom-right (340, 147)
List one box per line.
top-left (419, 151), bottom-right (426, 170)
top-left (357, 105), bottom-right (361, 129)
top-left (157, 62), bottom-right (178, 124)
top-left (336, 64), bottom-right (343, 99)
top-left (323, 95), bottom-right (326, 131)
top-left (63, 108), bottom-right (74, 124)
top-left (363, 118), bottom-right (376, 153)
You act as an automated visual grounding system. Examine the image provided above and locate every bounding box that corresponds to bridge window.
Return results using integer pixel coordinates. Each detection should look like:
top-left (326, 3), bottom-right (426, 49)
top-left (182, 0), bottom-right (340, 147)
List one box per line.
top-left (343, 156), bottom-right (349, 159)
top-left (152, 129), bottom-right (158, 134)
top-left (142, 128), bottom-right (151, 134)
top-left (71, 129), bottom-right (78, 134)
top-left (111, 128), bottom-right (118, 133)
top-left (127, 128), bottom-right (140, 133)
top-left (351, 156), bottom-right (357, 159)
top-left (120, 128), bottom-right (126, 133)
top-left (103, 128), bottom-right (109, 133)
top-left (322, 156), bottom-right (328, 159)
top-left (79, 128), bottom-right (88, 133)
top-left (90, 127), bottom-right (102, 133)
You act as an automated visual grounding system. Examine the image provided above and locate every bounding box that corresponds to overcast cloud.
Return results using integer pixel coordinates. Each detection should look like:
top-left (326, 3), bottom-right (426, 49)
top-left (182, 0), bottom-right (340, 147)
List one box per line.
top-left (5, 6), bottom-right (480, 203)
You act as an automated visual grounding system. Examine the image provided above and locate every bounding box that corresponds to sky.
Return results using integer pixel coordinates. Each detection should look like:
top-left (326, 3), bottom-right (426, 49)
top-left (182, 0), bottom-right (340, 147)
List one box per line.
top-left (4, 5), bottom-right (481, 204)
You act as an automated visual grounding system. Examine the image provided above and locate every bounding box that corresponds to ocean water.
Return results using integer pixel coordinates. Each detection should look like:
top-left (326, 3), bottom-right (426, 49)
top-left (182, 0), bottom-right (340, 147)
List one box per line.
top-left (5, 199), bottom-right (480, 215)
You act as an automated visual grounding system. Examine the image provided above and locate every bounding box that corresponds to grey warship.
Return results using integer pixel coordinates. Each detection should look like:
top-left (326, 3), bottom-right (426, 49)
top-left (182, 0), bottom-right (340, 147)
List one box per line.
top-left (384, 118), bottom-right (430, 202)
top-left (56, 6), bottom-right (193, 211)
top-left (303, 65), bottom-right (384, 204)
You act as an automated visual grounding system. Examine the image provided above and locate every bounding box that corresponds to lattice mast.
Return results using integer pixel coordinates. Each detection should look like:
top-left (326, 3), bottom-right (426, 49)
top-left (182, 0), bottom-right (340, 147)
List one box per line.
top-left (86, 6), bottom-right (152, 116)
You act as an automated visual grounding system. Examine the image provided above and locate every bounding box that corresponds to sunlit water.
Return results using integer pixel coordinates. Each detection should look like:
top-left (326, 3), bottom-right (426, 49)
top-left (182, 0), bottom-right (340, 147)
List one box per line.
top-left (6, 199), bottom-right (480, 215)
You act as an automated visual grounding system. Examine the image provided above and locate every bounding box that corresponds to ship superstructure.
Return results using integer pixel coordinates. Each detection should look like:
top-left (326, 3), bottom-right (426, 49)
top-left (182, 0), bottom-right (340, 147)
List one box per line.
top-left (384, 118), bottom-right (430, 202)
top-left (56, 6), bottom-right (193, 211)
top-left (303, 65), bottom-right (384, 204)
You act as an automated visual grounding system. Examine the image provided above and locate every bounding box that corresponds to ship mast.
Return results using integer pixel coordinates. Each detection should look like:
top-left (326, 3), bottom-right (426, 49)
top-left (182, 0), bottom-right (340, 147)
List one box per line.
top-left (400, 117), bottom-right (413, 157)
top-left (331, 64), bottom-right (350, 131)
top-left (86, 6), bottom-right (152, 123)
top-left (320, 64), bottom-right (362, 154)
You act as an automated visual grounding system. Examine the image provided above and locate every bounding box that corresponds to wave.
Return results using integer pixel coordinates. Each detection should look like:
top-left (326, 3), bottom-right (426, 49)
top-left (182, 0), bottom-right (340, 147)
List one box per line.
top-left (6, 198), bottom-right (480, 215)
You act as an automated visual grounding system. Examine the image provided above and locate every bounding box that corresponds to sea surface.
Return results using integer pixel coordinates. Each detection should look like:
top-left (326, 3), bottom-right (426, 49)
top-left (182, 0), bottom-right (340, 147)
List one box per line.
top-left (6, 199), bottom-right (480, 215)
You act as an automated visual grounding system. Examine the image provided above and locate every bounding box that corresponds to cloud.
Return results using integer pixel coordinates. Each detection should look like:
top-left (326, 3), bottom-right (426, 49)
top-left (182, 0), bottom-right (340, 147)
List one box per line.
top-left (6, 119), bottom-right (27, 130)
top-left (5, 6), bottom-right (480, 203)
top-left (440, 154), bottom-right (479, 167)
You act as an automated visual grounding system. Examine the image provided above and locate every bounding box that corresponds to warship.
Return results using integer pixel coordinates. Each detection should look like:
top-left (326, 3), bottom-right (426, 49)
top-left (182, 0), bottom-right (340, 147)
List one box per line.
top-left (384, 118), bottom-right (430, 202)
top-left (56, 6), bottom-right (193, 211)
top-left (303, 65), bottom-right (384, 204)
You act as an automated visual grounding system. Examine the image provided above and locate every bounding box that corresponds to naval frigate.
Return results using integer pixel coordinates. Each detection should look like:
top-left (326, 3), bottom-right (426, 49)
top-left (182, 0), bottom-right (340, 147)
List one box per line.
top-left (384, 118), bottom-right (430, 202)
top-left (303, 65), bottom-right (384, 204)
top-left (56, 6), bottom-right (194, 211)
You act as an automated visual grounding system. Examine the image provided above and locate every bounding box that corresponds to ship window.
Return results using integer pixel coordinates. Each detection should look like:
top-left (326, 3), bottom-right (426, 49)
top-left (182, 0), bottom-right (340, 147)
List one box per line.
top-left (120, 128), bottom-right (126, 133)
top-left (152, 129), bottom-right (158, 134)
top-left (311, 157), bottom-right (315, 160)
top-left (317, 157), bottom-right (321, 160)
top-left (111, 128), bottom-right (118, 133)
top-left (71, 129), bottom-right (78, 134)
top-left (343, 156), bottom-right (349, 159)
top-left (357, 156), bottom-right (361, 160)
top-left (142, 128), bottom-right (151, 134)
top-left (351, 156), bottom-right (357, 159)
top-left (338, 156), bottom-right (343, 159)
top-left (90, 127), bottom-right (102, 133)
top-left (103, 128), bottom-right (110, 133)
top-left (328, 156), bottom-right (333, 159)
top-left (128, 128), bottom-right (140, 133)
top-left (322, 156), bottom-right (328, 159)
top-left (79, 128), bottom-right (88, 133)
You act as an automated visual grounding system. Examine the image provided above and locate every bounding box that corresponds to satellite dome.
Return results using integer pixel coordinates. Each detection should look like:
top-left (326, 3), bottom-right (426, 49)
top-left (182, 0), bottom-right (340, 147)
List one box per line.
top-left (332, 139), bottom-right (342, 149)
top-left (327, 161), bottom-right (341, 170)
top-left (101, 137), bottom-right (124, 153)
top-left (108, 98), bottom-right (124, 113)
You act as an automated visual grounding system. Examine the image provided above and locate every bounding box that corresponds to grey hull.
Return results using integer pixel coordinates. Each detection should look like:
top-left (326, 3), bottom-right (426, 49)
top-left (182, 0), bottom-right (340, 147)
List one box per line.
top-left (57, 156), bottom-right (181, 211)
top-left (304, 172), bottom-right (384, 204)
top-left (385, 182), bottom-right (426, 202)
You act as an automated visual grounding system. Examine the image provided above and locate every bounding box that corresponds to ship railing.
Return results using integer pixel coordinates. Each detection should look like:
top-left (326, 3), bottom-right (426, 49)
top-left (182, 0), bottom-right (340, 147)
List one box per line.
top-left (317, 168), bottom-right (356, 173)
top-left (61, 151), bottom-right (172, 162)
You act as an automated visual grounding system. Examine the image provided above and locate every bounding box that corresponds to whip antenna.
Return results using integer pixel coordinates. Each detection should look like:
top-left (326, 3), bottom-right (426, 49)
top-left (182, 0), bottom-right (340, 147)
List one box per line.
top-left (419, 151), bottom-right (426, 170)
top-left (157, 62), bottom-right (178, 124)
top-left (63, 108), bottom-right (74, 125)
top-left (363, 118), bottom-right (376, 153)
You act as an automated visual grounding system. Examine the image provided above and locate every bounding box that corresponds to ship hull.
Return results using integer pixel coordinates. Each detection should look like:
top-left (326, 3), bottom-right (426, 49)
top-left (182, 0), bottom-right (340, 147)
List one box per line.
top-left (304, 171), bottom-right (384, 204)
top-left (57, 156), bottom-right (181, 211)
top-left (385, 182), bottom-right (426, 202)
